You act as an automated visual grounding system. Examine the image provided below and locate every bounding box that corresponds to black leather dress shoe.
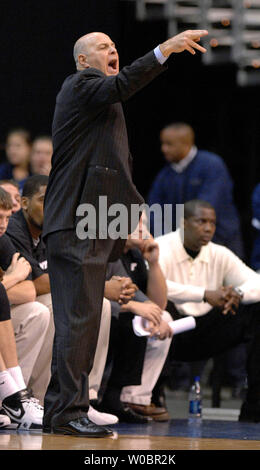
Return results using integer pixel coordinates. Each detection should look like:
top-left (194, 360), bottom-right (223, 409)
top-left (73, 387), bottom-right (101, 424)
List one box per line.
top-left (97, 400), bottom-right (151, 424)
top-left (116, 406), bottom-right (151, 424)
top-left (52, 417), bottom-right (113, 437)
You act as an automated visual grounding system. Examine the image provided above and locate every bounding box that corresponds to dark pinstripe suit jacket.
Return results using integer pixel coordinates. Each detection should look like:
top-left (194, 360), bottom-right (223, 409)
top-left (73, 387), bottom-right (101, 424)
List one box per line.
top-left (43, 50), bottom-right (167, 239)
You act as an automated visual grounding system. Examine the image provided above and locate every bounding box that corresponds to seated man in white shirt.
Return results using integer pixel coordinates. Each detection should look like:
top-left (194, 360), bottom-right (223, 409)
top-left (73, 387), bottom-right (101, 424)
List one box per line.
top-left (155, 199), bottom-right (260, 423)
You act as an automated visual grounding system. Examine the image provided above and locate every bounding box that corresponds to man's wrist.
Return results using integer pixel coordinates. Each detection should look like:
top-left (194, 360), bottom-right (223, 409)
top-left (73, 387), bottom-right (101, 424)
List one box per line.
top-left (159, 42), bottom-right (171, 58)
top-left (4, 272), bottom-right (21, 284)
top-left (121, 300), bottom-right (133, 312)
top-left (154, 45), bottom-right (169, 63)
top-left (147, 258), bottom-right (159, 267)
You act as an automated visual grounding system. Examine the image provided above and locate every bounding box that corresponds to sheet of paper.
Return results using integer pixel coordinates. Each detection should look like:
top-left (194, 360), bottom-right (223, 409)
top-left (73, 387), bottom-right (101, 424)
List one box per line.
top-left (132, 315), bottom-right (196, 337)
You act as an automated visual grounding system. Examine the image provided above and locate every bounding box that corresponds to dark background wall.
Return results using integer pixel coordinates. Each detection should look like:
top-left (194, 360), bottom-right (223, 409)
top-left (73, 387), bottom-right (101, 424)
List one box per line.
top-left (1, 0), bottom-right (259, 258)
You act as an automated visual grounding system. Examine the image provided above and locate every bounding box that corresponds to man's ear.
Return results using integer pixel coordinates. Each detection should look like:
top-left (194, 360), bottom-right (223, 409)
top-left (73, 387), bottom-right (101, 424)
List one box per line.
top-left (21, 196), bottom-right (28, 210)
top-left (78, 54), bottom-right (90, 69)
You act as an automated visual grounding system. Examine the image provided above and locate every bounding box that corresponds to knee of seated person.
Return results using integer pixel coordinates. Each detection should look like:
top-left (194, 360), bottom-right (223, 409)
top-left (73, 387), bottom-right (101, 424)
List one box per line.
top-left (36, 292), bottom-right (53, 313)
top-left (31, 302), bottom-right (51, 329)
top-left (162, 310), bottom-right (173, 323)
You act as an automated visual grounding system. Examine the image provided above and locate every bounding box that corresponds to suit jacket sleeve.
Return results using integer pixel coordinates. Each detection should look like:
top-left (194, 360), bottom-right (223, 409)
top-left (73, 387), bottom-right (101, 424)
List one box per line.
top-left (74, 50), bottom-right (167, 109)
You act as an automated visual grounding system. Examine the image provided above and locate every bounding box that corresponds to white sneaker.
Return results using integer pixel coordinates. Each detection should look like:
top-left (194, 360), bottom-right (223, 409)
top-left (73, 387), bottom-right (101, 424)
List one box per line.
top-left (2, 389), bottom-right (43, 430)
top-left (0, 411), bottom-right (11, 428)
top-left (88, 405), bottom-right (119, 425)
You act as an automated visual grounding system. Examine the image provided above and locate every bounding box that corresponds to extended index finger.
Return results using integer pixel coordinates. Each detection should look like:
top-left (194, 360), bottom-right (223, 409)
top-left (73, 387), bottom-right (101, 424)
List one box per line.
top-left (188, 30), bottom-right (208, 38)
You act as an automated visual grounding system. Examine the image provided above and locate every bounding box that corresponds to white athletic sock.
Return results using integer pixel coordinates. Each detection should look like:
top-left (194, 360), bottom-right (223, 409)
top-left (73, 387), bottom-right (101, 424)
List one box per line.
top-left (7, 366), bottom-right (26, 391)
top-left (0, 370), bottom-right (20, 401)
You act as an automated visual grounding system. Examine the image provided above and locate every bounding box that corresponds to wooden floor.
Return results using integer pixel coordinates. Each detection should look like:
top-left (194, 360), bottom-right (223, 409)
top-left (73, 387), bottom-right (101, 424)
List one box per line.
top-left (1, 413), bottom-right (260, 451)
top-left (0, 431), bottom-right (260, 450)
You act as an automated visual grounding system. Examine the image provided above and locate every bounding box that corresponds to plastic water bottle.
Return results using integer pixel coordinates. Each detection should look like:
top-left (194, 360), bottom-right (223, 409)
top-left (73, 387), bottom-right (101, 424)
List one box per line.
top-left (188, 376), bottom-right (202, 425)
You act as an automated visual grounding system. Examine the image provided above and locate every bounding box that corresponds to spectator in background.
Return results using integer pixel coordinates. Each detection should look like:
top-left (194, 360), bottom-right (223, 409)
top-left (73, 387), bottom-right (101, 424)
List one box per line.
top-left (0, 180), bottom-right (21, 213)
top-left (251, 183), bottom-right (260, 272)
top-left (148, 122), bottom-right (244, 258)
top-left (30, 136), bottom-right (53, 176)
top-left (0, 129), bottom-right (32, 191)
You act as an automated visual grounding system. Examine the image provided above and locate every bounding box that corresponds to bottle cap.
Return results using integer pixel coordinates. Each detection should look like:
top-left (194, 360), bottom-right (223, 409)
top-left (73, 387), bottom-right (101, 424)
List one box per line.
top-left (194, 376), bottom-right (200, 381)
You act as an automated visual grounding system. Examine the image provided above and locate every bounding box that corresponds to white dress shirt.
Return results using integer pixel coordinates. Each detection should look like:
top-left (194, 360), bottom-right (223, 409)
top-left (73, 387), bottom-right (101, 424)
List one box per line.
top-left (156, 229), bottom-right (260, 317)
top-left (153, 45), bottom-right (168, 65)
top-left (171, 146), bottom-right (198, 173)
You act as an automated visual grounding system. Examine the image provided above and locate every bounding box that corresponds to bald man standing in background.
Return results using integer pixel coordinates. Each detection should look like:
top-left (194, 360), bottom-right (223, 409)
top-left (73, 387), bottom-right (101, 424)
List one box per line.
top-left (148, 122), bottom-right (244, 258)
top-left (42, 30), bottom-right (208, 437)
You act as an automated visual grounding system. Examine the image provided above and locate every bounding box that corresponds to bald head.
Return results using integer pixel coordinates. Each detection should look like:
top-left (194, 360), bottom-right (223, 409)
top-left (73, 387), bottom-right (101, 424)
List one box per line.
top-left (163, 123), bottom-right (195, 145)
top-left (160, 123), bottom-right (195, 163)
top-left (73, 32), bottom-right (119, 75)
top-left (73, 33), bottom-right (100, 66)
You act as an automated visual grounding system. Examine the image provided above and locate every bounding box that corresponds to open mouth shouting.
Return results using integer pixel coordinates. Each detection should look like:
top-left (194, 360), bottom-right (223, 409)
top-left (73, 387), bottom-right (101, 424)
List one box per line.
top-left (107, 57), bottom-right (119, 75)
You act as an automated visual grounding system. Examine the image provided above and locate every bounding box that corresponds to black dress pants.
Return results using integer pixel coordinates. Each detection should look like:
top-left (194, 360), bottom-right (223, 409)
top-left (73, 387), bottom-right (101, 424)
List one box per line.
top-left (104, 313), bottom-right (147, 390)
top-left (167, 303), bottom-right (260, 403)
top-left (43, 229), bottom-right (123, 427)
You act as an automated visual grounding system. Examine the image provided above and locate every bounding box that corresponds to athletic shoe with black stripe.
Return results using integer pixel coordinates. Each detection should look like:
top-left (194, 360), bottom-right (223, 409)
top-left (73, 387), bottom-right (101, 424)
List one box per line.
top-left (2, 389), bottom-right (43, 430)
top-left (0, 409), bottom-right (11, 428)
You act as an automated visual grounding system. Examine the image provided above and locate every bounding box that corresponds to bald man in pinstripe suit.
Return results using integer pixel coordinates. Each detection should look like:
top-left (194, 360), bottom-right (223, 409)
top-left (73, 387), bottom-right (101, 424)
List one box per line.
top-left (42, 30), bottom-right (208, 436)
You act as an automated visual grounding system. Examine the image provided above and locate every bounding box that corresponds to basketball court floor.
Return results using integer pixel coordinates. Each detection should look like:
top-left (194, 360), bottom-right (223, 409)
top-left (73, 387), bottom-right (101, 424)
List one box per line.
top-left (1, 385), bottom-right (259, 451)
